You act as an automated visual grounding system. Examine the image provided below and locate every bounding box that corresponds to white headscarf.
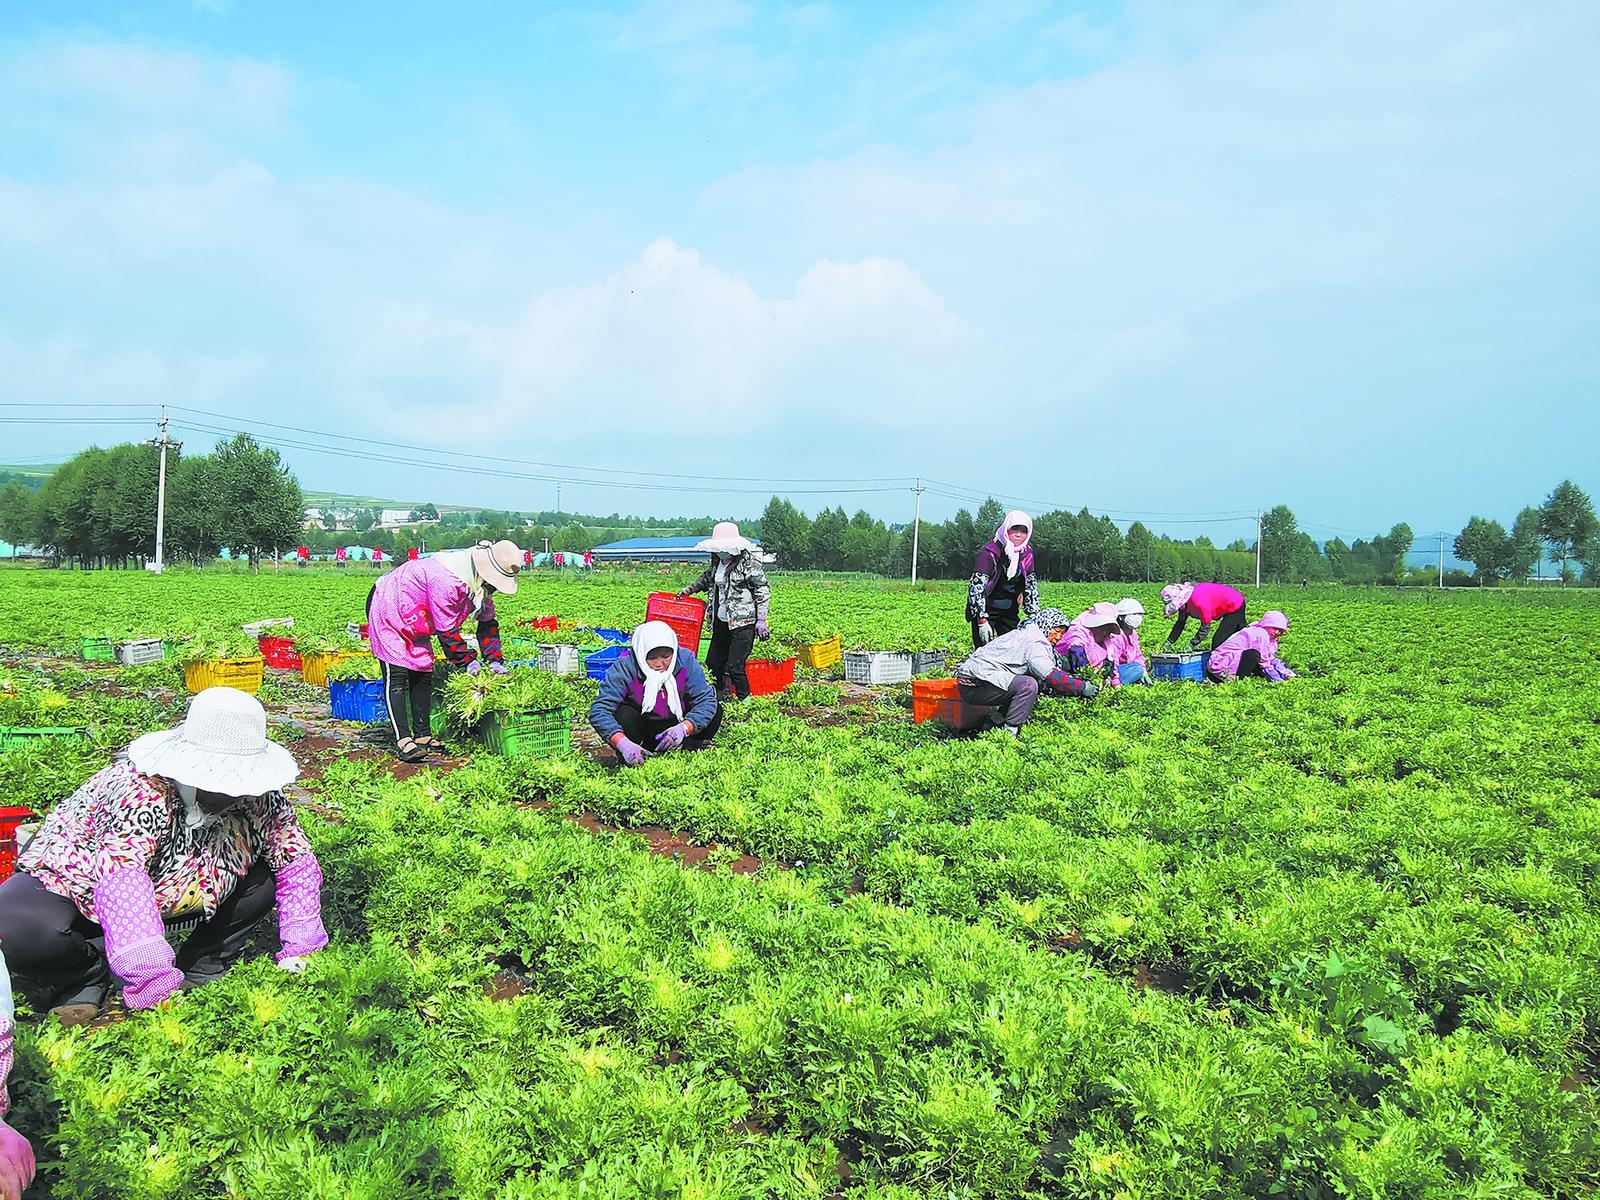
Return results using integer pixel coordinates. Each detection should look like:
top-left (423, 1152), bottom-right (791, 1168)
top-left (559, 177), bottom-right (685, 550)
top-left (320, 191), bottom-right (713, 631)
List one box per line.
top-left (436, 548), bottom-right (491, 617)
top-left (996, 510), bottom-right (1032, 579)
top-left (631, 620), bottom-right (684, 721)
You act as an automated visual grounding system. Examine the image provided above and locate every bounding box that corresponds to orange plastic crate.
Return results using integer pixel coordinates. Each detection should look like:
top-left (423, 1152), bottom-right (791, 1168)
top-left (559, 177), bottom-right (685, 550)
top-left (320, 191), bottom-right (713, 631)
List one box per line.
top-left (646, 592), bottom-right (706, 656)
top-left (1, 804), bottom-right (37, 883)
top-left (744, 657), bottom-right (796, 696)
top-left (911, 678), bottom-right (989, 731)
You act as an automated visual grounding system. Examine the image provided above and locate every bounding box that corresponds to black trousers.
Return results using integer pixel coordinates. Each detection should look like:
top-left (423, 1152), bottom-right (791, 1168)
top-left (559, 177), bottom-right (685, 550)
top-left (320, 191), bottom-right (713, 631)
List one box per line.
top-left (971, 609), bottom-right (1020, 648)
top-left (1211, 605), bottom-right (1248, 649)
top-left (0, 862), bottom-right (277, 994)
top-left (705, 619), bottom-right (757, 699)
top-left (1236, 648), bottom-right (1269, 679)
top-left (614, 698), bottom-right (724, 751)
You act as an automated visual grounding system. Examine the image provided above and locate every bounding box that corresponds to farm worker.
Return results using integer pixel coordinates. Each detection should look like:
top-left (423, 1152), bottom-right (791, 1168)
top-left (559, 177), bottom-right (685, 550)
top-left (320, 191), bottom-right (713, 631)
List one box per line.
top-left (680, 522), bottom-right (771, 701)
top-left (366, 539), bottom-right (522, 762)
top-left (1110, 598), bottom-right (1151, 684)
top-left (966, 510), bottom-right (1041, 647)
top-left (0, 950), bottom-right (37, 1200)
top-left (1161, 580), bottom-right (1248, 651)
top-left (0, 688), bottom-right (328, 1028)
top-left (1055, 602), bottom-right (1123, 685)
top-left (1206, 610), bottom-right (1296, 682)
top-left (589, 622), bottom-right (722, 766)
top-left (955, 607), bottom-right (1099, 736)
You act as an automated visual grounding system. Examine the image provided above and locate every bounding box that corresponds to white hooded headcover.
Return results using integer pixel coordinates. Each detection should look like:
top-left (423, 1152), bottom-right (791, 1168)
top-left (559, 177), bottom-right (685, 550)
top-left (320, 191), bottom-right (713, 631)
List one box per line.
top-left (996, 509), bottom-right (1032, 579)
top-left (631, 620), bottom-right (684, 722)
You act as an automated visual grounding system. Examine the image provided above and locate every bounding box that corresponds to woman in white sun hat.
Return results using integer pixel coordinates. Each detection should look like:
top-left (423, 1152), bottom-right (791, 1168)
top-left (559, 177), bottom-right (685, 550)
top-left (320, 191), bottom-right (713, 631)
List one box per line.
top-left (366, 538), bottom-right (523, 761)
top-left (680, 521), bottom-right (771, 700)
top-left (0, 688), bottom-right (328, 1027)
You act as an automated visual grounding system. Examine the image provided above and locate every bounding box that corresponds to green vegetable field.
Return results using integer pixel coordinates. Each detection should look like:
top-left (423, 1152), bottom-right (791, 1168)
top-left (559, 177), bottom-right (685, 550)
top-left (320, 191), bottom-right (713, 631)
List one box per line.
top-left (2, 570), bottom-right (1597, 1198)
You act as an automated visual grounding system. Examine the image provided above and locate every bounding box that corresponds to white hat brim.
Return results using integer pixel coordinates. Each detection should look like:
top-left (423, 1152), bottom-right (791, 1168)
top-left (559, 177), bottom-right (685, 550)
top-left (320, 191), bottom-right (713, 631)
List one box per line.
top-left (126, 729), bottom-right (299, 797)
top-left (695, 537), bottom-right (758, 555)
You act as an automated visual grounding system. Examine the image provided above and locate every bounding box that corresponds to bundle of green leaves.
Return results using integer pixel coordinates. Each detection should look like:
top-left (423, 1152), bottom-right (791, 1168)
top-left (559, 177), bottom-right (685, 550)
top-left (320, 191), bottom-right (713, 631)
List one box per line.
top-left (325, 654), bottom-right (382, 681)
top-left (440, 664), bottom-right (582, 728)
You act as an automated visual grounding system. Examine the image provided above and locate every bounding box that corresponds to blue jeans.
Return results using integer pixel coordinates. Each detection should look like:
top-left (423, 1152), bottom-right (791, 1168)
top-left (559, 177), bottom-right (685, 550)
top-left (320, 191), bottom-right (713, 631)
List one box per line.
top-left (1118, 663), bottom-right (1148, 685)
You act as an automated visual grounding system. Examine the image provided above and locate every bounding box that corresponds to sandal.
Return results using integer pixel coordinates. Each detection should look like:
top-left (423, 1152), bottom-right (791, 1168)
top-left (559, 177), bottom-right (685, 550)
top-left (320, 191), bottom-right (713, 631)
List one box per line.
top-left (395, 737), bottom-right (427, 763)
top-left (413, 736), bottom-right (445, 754)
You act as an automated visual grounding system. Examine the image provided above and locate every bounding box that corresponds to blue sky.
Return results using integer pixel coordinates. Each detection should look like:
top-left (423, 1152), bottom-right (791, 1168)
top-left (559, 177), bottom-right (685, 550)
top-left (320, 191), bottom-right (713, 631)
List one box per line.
top-left (1, 0), bottom-right (1596, 548)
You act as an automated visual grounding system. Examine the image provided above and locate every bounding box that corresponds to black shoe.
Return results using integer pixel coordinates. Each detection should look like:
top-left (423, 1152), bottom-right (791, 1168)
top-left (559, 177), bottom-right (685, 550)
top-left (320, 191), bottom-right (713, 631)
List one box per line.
top-left (395, 737), bottom-right (427, 763)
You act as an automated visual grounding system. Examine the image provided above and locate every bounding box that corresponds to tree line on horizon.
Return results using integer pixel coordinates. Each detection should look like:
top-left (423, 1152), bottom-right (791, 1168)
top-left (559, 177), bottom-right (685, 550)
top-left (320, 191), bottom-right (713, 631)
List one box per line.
top-left (0, 440), bottom-right (1594, 585)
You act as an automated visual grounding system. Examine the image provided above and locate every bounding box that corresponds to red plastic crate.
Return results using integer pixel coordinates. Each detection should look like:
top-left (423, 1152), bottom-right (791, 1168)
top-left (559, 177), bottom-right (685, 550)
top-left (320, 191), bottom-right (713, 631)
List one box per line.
top-left (523, 615), bottom-right (559, 632)
top-left (0, 804), bottom-right (36, 883)
top-left (646, 592), bottom-right (705, 656)
top-left (912, 678), bottom-right (989, 731)
top-left (744, 657), bottom-right (796, 697)
top-left (258, 636), bottom-right (303, 670)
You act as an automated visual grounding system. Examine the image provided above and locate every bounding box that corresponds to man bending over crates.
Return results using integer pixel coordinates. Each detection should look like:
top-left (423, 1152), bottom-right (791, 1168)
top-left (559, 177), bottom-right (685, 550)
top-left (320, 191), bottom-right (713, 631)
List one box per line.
top-left (954, 608), bottom-right (1098, 736)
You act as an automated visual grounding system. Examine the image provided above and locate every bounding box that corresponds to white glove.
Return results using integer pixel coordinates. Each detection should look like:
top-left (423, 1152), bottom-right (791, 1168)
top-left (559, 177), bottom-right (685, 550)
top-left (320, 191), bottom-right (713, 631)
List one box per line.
top-left (276, 956), bottom-right (309, 974)
top-left (976, 620), bottom-right (995, 645)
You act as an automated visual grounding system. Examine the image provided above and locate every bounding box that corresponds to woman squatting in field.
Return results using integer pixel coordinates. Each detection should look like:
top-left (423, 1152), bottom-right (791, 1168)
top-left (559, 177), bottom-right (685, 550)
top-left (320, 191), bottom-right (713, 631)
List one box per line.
top-left (590, 621), bottom-right (723, 766)
top-left (1206, 610), bottom-right (1296, 682)
top-left (955, 607), bottom-right (1099, 735)
top-left (366, 539), bottom-right (523, 762)
top-left (967, 510), bottom-right (1042, 648)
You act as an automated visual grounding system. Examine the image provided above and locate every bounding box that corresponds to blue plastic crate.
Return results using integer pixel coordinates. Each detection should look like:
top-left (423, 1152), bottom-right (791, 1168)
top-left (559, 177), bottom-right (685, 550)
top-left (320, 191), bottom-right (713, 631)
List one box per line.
top-left (1150, 652), bottom-right (1211, 682)
top-left (329, 677), bottom-right (389, 722)
top-left (591, 627), bottom-right (630, 645)
top-left (585, 644), bottom-right (629, 680)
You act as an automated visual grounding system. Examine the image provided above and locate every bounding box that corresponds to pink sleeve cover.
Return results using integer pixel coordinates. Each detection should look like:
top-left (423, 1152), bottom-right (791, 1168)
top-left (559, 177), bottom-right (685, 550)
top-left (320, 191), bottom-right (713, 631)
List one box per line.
top-left (92, 868), bottom-right (183, 1011)
top-left (275, 854), bottom-right (329, 961)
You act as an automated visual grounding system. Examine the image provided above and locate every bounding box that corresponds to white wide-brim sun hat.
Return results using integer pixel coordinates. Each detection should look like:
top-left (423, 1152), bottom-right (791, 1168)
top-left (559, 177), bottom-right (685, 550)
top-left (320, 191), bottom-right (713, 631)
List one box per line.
top-left (471, 539), bottom-right (523, 596)
top-left (127, 686), bottom-right (299, 797)
top-left (695, 520), bottom-right (759, 555)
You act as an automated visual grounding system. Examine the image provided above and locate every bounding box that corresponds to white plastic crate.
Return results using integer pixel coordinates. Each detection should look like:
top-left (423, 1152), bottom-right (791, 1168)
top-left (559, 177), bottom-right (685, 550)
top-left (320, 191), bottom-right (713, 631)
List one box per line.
top-left (912, 650), bottom-right (946, 676)
top-left (241, 617), bottom-right (295, 636)
top-left (537, 644), bottom-right (585, 675)
top-left (115, 638), bottom-right (165, 666)
top-left (843, 650), bottom-right (914, 686)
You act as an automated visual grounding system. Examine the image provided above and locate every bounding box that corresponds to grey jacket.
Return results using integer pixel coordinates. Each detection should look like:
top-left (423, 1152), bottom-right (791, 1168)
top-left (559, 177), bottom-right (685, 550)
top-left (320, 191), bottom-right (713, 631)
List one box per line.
top-left (954, 625), bottom-right (1058, 690)
top-left (685, 552), bottom-right (771, 630)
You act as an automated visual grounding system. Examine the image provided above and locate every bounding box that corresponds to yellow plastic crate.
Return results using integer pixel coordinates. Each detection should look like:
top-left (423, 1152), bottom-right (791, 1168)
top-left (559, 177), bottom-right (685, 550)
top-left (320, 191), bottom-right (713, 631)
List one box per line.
top-left (182, 657), bottom-right (265, 695)
top-left (797, 635), bottom-right (842, 670)
top-left (301, 650), bottom-right (358, 687)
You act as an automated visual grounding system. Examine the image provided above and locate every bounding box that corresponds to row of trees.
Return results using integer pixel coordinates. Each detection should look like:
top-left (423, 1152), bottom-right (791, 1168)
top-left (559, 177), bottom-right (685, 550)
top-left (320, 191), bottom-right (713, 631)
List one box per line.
top-left (1453, 480), bottom-right (1598, 585)
top-left (0, 436), bottom-right (303, 568)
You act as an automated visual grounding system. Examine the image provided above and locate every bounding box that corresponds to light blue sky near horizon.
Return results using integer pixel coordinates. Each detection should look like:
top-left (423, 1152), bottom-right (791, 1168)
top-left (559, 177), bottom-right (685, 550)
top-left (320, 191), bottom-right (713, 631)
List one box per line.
top-left (1, 0), bottom-right (1596, 548)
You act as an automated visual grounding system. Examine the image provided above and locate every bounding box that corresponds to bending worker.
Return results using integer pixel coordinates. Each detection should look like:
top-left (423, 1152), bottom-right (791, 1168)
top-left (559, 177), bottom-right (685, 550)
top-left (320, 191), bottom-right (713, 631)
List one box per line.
top-left (1056, 602), bottom-right (1123, 686)
top-left (1111, 598), bottom-right (1152, 684)
top-left (366, 539), bottom-right (522, 762)
top-left (680, 522), bottom-right (771, 701)
top-left (0, 688), bottom-right (328, 1028)
top-left (967, 509), bottom-right (1040, 646)
top-left (1161, 580), bottom-right (1248, 651)
top-left (590, 622), bottom-right (722, 766)
top-left (955, 607), bottom-right (1098, 736)
top-left (1206, 610), bottom-right (1296, 682)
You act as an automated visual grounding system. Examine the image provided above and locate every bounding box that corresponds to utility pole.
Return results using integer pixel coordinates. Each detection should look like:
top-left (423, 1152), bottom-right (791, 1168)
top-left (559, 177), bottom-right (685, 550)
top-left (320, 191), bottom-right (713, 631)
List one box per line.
top-left (556, 483), bottom-right (562, 514)
top-left (910, 478), bottom-right (923, 584)
top-left (1255, 511), bottom-right (1262, 588)
top-left (142, 409), bottom-right (181, 574)
top-left (1438, 532), bottom-right (1445, 589)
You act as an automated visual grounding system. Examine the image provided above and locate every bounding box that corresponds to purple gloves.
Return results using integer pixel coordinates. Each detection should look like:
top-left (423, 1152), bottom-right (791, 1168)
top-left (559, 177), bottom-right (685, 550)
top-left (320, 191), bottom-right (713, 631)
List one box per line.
top-left (613, 736), bottom-right (647, 767)
top-left (275, 855), bottom-right (329, 965)
top-left (488, 661), bottom-right (510, 675)
top-left (755, 619), bottom-right (770, 640)
top-left (1264, 657), bottom-right (1296, 682)
top-left (465, 660), bottom-right (482, 676)
top-left (655, 723), bottom-right (690, 752)
top-left (0, 1119), bottom-right (34, 1200)
top-left (93, 868), bottom-right (184, 1010)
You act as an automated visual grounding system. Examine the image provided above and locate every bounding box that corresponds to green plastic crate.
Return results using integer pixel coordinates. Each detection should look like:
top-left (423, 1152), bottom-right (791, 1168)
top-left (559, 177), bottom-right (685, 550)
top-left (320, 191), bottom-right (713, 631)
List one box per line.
top-left (80, 637), bottom-right (116, 662)
top-left (0, 726), bottom-right (84, 751)
top-left (481, 708), bottom-right (571, 757)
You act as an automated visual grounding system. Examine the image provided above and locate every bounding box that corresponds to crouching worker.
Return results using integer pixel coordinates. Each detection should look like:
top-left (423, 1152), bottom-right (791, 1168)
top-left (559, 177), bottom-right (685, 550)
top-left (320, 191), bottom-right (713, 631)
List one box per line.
top-left (0, 688), bottom-right (328, 1027)
top-left (955, 608), bottom-right (1098, 736)
top-left (1, 950), bottom-right (37, 1200)
top-left (1206, 610), bottom-right (1296, 682)
top-left (1056, 602), bottom-right (1124, 686)
top-left (1111, 598), bottom-right (1152, 685)
top-left (591, 622), bottom-right (723, 766)
top-left (1161, 580), bottom-right (1248, 651)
